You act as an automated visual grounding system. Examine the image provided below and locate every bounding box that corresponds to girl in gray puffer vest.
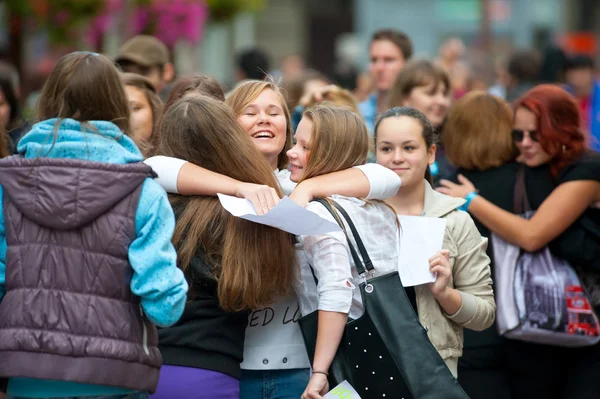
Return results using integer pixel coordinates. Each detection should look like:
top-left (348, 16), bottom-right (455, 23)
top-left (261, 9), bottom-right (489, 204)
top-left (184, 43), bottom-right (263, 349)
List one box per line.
top-left (0, 52), bottom-right (188, 399)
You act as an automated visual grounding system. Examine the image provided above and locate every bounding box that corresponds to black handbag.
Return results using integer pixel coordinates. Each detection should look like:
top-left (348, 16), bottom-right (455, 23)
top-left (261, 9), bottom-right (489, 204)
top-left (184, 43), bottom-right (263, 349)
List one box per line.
top-left (299, 199), bottom-right (469, 399)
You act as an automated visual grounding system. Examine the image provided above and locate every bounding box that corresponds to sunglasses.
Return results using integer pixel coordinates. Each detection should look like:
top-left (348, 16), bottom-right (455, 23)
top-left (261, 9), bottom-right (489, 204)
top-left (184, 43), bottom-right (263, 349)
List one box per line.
top-left (511, 129), bottom-right (538, 143)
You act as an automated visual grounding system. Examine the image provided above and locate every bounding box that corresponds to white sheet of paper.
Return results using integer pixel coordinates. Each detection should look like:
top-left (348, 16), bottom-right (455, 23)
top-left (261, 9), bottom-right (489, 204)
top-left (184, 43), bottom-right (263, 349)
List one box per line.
top-left (324, 380), bottom-right (361, 399)
top-left (397, 215), bottom-right (447, 287)
top-left (217, 194), bottom-right (342, 235)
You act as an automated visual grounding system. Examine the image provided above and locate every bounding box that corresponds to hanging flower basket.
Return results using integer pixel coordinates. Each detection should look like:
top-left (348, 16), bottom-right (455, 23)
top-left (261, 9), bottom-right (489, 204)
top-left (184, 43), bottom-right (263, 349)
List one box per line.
top-left (6, 0), bottom-right (265, 47)
top-left (134, 0), bottom-right (209, 46)
top-left (6, 0), bottom-right (106, 44)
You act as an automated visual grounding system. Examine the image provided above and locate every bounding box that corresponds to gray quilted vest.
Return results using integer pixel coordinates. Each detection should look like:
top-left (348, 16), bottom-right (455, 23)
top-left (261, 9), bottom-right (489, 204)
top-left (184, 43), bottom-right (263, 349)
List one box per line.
top-left (0, 156), bottom-right (162, 393)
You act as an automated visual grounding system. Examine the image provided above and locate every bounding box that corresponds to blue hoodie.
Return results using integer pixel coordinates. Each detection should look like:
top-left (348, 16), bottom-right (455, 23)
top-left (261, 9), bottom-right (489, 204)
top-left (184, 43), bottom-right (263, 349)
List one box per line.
top-left (0, 119), bottom-right (188, 398)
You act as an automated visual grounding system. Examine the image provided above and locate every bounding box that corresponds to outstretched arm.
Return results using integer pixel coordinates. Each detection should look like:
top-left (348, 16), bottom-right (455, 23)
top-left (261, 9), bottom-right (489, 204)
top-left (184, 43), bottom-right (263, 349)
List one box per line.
top-left (145, 156), bottom-right (280, 214)
top-left (438, 175), bottom-right (599, 252)
top-left (291, 163), bottom-right (401, 206)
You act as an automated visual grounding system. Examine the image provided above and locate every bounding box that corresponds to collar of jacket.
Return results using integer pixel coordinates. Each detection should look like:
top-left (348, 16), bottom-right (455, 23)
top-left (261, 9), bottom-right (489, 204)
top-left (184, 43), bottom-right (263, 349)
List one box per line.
top-left (422, 180), bottom-right (466, 218)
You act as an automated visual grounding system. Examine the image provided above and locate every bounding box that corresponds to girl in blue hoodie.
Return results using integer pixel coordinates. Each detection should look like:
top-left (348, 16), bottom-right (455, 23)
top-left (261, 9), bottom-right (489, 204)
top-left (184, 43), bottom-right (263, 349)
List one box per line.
top-left (0, 52), bottom-right (188, 398)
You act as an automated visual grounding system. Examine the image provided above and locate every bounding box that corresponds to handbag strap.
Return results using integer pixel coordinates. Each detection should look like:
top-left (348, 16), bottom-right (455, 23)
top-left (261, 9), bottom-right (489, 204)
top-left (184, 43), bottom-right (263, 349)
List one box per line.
top-left (514, 164), bottom-right (532, 213)
top-left (330, 200), bottom-right (375, 272)
top-left (313, 198), bottom-right (374, 276)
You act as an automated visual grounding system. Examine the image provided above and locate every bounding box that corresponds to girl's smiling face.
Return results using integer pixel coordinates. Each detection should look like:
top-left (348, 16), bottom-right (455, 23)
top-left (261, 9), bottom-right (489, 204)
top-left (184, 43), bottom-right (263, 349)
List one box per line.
top-left (375, 115), bottom-right (436, 188)
top-left (286, 117), bottom-right (313, 182)
top-left (237, 88), bottom-right (288, 169)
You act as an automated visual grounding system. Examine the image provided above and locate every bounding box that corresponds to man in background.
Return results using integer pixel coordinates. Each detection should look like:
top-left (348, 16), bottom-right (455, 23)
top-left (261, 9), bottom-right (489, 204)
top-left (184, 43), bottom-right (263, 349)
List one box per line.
top-left (359, 29), bottom-right (413, 131)
top-left (115, 35), bottom-right (175, 99)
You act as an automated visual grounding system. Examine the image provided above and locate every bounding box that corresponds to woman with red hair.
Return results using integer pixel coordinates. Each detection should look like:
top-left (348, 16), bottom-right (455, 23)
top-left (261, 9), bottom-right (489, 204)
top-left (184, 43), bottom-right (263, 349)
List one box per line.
top-left (439, 84), bottom-right (600, 398)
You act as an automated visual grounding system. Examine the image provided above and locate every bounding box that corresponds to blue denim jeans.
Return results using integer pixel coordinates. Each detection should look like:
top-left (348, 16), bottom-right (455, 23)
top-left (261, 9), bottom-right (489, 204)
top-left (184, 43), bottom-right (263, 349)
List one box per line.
top-left (240, 368), bottom-right (310, 399)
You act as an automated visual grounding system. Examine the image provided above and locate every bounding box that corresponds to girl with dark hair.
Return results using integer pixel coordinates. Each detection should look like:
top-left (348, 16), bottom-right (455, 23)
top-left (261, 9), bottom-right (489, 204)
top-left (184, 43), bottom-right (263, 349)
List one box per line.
top-left (439, 84), bottom-right (600, 398)
top-left (374, 106), bottom-right (495, 378)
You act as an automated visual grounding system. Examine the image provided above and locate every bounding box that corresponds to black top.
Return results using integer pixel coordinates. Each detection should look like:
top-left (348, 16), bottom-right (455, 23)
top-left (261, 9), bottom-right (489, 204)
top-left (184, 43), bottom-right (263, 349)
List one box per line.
top-left (549, 151), bottom-right (600, 273)
top-left (455, 162), bottom-right (555, 348)
top-left (458, 153), bottom-right (600, 348)
top-left (158, 249), bottom-right (249, 379)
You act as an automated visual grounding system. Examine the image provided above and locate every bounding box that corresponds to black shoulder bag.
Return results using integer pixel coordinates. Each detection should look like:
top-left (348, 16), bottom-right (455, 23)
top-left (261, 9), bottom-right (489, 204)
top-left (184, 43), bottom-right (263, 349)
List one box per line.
top-left (298, 198), bottom-right (469, 399)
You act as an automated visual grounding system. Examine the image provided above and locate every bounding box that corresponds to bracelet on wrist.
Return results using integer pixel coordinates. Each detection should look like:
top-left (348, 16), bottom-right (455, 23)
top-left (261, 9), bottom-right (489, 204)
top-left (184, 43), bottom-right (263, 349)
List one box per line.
top-left (458, 191), bottom-right (479, 211)
top-left (312, 370), bottom-right (329, 377)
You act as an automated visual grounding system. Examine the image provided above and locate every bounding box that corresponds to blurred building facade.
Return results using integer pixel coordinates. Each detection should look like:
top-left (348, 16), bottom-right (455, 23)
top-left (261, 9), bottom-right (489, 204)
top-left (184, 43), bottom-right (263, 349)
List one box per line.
top-left (0, 0), bottom-right (598, 89)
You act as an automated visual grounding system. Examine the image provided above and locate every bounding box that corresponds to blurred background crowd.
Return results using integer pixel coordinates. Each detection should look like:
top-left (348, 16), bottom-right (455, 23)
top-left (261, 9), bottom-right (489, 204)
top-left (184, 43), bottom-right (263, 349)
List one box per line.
top-left (0, 0), bottom-right (599, 123)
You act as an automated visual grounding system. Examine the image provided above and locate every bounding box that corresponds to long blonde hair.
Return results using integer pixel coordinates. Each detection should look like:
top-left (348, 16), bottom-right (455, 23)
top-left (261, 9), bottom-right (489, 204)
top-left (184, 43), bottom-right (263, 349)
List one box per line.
top-left (154, 95), bottom-right (297, 311)
top-left (300, 103), bottom-right (369, 181)
top-left (225, 80), bottom-right (293, 170)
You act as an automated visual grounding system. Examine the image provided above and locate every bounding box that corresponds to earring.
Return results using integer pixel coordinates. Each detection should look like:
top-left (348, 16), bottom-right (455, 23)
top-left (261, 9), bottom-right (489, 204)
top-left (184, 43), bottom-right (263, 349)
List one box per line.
top-left (562, 145), bottom-right (566, 153)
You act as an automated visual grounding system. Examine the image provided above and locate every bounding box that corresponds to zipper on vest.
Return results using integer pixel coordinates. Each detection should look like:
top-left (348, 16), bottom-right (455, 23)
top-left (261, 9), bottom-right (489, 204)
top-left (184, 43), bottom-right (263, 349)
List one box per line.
top-left (139, 305), bottom-right (150, 356)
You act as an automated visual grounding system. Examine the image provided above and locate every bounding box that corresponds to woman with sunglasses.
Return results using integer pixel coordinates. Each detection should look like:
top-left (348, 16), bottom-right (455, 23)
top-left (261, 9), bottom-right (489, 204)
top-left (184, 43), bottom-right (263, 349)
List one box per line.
top-left (439, 84), bottom-right (600, 399)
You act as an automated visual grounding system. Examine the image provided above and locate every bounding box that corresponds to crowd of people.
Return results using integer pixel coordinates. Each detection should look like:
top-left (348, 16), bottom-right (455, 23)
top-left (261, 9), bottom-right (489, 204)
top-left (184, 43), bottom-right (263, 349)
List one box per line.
top-left (0, 27), bottom-right (597, 399)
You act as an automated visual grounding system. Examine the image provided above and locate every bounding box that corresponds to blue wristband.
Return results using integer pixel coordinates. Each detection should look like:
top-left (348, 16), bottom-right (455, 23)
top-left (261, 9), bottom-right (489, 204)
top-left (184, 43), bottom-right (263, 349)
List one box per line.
top-left (458, 191), bottom-right (478, 211)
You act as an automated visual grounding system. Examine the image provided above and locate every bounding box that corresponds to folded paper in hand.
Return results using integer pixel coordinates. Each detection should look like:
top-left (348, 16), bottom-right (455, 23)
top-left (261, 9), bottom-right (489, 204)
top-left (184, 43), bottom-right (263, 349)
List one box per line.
top-left (217, 194), bottom-right (342, 235)
top-left (397, 215), bottom-right (447, 287)
top-left (324, 380), bottom-right (361, 398)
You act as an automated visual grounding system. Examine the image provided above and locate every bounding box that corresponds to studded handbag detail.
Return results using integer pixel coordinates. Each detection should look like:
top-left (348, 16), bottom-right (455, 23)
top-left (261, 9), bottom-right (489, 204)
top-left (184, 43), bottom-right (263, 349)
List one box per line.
top-left (299, 199), bottom-right (469, 399)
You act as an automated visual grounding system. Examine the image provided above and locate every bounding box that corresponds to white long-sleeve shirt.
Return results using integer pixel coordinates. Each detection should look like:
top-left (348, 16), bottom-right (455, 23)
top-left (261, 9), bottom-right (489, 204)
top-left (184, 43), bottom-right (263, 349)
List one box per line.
top-left (297, 196), bottom-right (400, 320)
top-left (144, 156), bottom-right (401, 200)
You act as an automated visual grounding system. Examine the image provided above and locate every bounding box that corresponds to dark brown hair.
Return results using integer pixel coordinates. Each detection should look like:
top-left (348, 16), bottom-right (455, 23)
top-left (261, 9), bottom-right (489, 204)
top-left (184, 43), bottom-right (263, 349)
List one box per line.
top-left (164, 73), bottom-right (225, 111)
top-left (507, 50), bottom-right (541, 82)
top-left (371, 29), bottom-right (413, 61)
top-left (444, 91), bottom-right (517, 170)
top-left (154, 95), bottom-right (297, 311)
top-left (388, 59), bottom-right (451, 110)
top-left (375, 106), bottom-right (437, 184)
top-left (39, 52), bottom-right (130, 134)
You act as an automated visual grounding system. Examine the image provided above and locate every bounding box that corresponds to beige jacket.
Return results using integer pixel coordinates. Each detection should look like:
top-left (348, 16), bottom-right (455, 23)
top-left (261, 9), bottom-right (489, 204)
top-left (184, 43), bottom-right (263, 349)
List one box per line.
top-left (414, 182), bottom-right (496, 377)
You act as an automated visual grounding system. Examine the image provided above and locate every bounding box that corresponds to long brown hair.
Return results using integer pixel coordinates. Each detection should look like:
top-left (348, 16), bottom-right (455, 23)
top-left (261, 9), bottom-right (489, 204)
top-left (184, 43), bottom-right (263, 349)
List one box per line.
top-left (225, 80), bottom-right (293, 170)
top-left (154, 95), bottom-right (297, 311)
top-left (38, 52), bottom-right (131, 135)
top-left (300, 103), bottom-right (368, 181)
